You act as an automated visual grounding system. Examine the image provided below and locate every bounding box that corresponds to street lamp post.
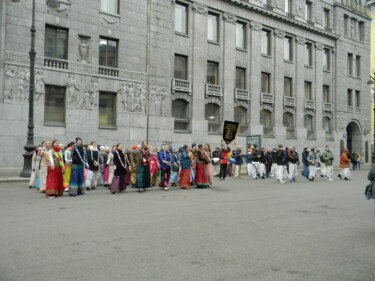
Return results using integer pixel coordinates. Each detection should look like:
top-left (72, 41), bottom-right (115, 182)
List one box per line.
top-left (367, 73), bottom-right (375, 160)
top-left (19, 0), bottom-right (60, 178)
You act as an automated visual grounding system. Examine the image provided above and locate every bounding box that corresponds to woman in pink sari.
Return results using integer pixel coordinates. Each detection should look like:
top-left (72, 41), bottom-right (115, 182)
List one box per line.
top-left (150, 146), bottom-right (160, 186)
top-left (204, 144), bottom-right (214, 186)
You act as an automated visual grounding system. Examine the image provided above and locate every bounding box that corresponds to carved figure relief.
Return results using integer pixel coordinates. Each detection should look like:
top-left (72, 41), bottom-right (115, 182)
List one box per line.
top-left (4, 66), bottom-right (30, 104)
top-left (84, 77), bottom-right (99, 110)
top-left (78, 36), bottom-right (90, 63)
top-left (149, 87), bottom-right (169, 116)
top-left (274, 0), bottom-right (284, 10)
top-left (314, 2), bottom-right (323, 25)
top-left (295, 0), bottom-right (305, 18)
top-left (35, 70), bottom-right (45, 103)
top-left (117, 82), bottom-right (146, 114)
top-left (65, 75), bottom-right (81, 107)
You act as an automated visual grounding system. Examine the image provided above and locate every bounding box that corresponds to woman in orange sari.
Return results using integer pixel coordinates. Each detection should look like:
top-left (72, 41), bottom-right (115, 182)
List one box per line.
top-left (195, 144), bottom-right (209, 188)
top-left (179, 145), bottom-right (191, 189)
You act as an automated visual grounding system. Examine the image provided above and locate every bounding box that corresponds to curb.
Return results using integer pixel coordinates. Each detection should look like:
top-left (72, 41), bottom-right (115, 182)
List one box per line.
top-left (0, 178), bottom-right (29, 183)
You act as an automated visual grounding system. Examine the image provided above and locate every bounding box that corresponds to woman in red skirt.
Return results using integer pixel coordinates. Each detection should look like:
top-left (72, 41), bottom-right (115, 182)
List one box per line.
top-left (45, 140), bottom-right (65, 199)
top-left (195, 144), bottom-right (209, 188)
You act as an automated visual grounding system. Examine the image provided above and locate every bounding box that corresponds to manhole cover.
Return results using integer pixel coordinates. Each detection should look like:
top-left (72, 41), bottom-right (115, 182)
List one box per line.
top-left (162, 195), bottom-right (186, 200)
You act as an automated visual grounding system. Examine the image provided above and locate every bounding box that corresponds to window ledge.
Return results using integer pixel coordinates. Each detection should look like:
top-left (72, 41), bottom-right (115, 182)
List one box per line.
top-left (323, 69), bottom-right (331, 73)
top-left (208, 40), bottom-right (220, 45)
top-left (99, 10), bottom-right (121, 19)
top-left (284, 59), bottom-right (293, 64)
top-left (261, 54), bottom-right (272, 58)
top-left (304, 65), bottom-right (313, 69)
top-left (263, 135), bottom-right (274, 138)
top-left (174, 130), bottom-right (192, 134)
top-left (208, 132), bottom-right (222, 135)
top-left (236, 47), bottom-right (247, 52)
top-left (99, 125), bottom-right (117, 130)
top-left (175, 32), bottom-right (189, 38)
top-left (44, 122), bottom-right (66, 127)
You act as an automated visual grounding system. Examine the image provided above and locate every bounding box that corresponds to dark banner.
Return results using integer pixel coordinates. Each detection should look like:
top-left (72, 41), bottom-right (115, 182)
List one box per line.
top-left (222, 120), bottom-right (239, 145)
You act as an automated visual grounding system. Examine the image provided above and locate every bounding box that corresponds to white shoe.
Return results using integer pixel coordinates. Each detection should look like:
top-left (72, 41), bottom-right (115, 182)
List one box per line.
top-left (280, 180), bottom-right (285, 184)
top-left (48, 196), bottom-right (56, 199)
top-left (328, 178), bottom-right (333, 181)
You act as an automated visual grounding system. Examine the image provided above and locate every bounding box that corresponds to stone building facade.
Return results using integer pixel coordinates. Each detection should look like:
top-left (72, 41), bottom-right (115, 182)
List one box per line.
top-left (0, 0), bottom-right (372, 168)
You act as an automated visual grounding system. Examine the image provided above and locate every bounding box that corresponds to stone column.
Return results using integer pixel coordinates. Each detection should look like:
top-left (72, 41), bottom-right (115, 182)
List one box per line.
top-left (222, 13), bottom-right (236, 121)
top-left (273, 29), bottom-right (286, 138)
top-left (315, 42), bottom-right (324, 142)
top-left (295, 36), bottom-right (307, 139)
top-left (249, 21), bottom-right (262, 134)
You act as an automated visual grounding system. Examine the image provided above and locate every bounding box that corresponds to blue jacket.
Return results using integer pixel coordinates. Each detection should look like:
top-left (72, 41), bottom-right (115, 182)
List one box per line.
top-left (246, 152), bottom-right (252, 164)
top-left (234, 150), bottom-right (243, 165)
top-left (159, 150), bottom-right (173, 169)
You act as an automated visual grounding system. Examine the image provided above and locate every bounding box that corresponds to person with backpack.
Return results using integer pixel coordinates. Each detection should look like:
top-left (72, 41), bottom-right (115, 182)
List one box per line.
top-left (321, 145), bottom-right (334, 181)
top-left (351, 152), bottom-right (358, 170)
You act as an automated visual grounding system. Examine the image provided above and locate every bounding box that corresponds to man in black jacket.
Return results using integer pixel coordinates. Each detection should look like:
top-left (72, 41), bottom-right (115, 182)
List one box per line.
top-left (275, 145), bottom-right (286, 184)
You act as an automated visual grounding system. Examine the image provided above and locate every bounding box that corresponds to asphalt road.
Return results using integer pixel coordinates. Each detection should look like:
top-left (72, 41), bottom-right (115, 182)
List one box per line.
top-left (0, 169), bottom-right (374, 281)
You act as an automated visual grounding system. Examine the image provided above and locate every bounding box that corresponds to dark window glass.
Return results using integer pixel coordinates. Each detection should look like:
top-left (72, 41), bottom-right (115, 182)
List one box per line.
top-left (174, 55), bottom-right (188, 80)
top-left (261, 72), bottom-right (270, 93)
top-left (347, 53), bottom-right (353, 75)
top-left (283, 112), bottom-right (294, 128)
top-left (304, 81), bottom-right (312, 100)
top-left (284, 77), bottom-right (292, 97)
top-left (99, 37), bottom-right (118, 68)
top-left (207, 61), bottom-right (219, 85)
top-left (205, 103), bottom-right (220, 122)
top-left (234, 106), bottom-right (247, 124)
top-left (45, 26), bottom-right (68, 60)
top-left (99, 92), bottom-right (116, 127)
top-left (172, 99), bottom-right (189, 131)
top-left (44, 85), bottom-right (66, 124)
top-left (235, 67), bottom-right (246, 89)
top-left (355, 91), bottom-right (360, 107)
top-left (347, 89), bottom-right (353, 106)
top-left (323, 85), bottom-right (330, 103)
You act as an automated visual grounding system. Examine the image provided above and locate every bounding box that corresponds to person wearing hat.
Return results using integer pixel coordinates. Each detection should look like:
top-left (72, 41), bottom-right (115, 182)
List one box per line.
top-left (170, 147), bottom-right (181, 187)
top-left (69, 137), bottom-right (87, 196)
top-left (179, 145), bottom-right (191, 189)
top-left (307, 147), bottom-right (319, 181)
top-left (159, 144), bottom-right (174, 191)
top-left (136, 141), bottom-right (152, 192)
top-left (246, 148), bottom-right (253, 176)
top-left (338, 148), bottom-right (351, 180)
top-left (233, 146), bottom-right (243, 179)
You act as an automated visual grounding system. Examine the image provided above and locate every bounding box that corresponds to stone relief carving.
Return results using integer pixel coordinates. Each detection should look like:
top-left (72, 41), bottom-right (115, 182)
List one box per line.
top-left (65, 75), bottom-right (81, 107)
top-left (314, 2), bottom-right (323, 25)
top-left (223, 13), bottom-right (236, 25)
top-left (274, 0), bottom-right (284, 10)
top-left (250, 21), bottom-right (262, 32)
top-left (117, 82), bottom-right (146, 114)
top-left (274, 29), bottom-right (285, 38)
top-left (84, 77), bottom-right (99, 110)
top-left (296, 36), bottom-right (306, 45)
top-left (35, 70), bottom-right (45, 103)
top-left (78, 36), bottom-right (91, 63)
top-left (295, 0), bottom-right (305, 18)
top-left (150, 87), bottom-right (169, 116)
top-left (4, 66), bottom-right (30, 104)
top-left (192, 2), bottom-right (208, 15)
top-left (315, 42), bottom-right (324, 51)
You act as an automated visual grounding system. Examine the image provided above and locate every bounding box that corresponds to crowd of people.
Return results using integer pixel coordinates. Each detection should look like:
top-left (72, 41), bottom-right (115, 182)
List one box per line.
top-left (27, 137), bottom-right (361, 199)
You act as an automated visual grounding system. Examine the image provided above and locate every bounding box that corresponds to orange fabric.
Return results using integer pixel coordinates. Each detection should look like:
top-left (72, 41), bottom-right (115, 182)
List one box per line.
top-left (340, 152), bottom-right (350, 168)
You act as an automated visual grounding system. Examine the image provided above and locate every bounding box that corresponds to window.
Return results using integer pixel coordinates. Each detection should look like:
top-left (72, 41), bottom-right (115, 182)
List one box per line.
top-left (284, 77), bottom-right (292, 97)
top-left (261, 72), bottom-right (270, 93)
top-left (323, 117), bottom-right (331, 132)
top-left (234, 106), bottom-right (248, 134)
top-left (261, 29), bottom-right (271, 55)
top-left (45, 26), bottom-right (68, 60)
top-left (99, 37), bottom-right (118, 68)
top-left (323, 9), bottom-right (330, 29)
top-left (323, 85), bottom-right (330, 103)
top-left (323, 48), bottom-right (330, 71)
top-left (99, 92), bottom-right (116, 127)
top-left (347, 89), bottom-right (353, 106)
top-left (205, 103), bottom-right (221, 133)
top-left (304, 81), bottom-right (312, 100)
top-left (285, 0), bottom-right (291, 13)
top-left (283, 112), bottom-right (294, 137)
top-left (304, 43), bottom-right (312, 66)
top-left (351, 18), bottom-right (357, 39)
top-left (44, 85), bottom-right (66, 124)
top-left (359, 22), bottom-right (365, 41)
top-left (304, 114), bottom-right (314, 139)
top-left (355, 91), bottom-right (360, 108)
top-left (305, 1), bottom-right (312, 22)
top-left (207, 61), bottom-right (219, 85)
top-left (175, 3), bottom-right (187, 34)
top-left (284, 36), bottom-right (293, 61)
top-left (347, 53), bottom-right (353, 75)
top-left (236, 22), bottom-right (246, 49)
top-left (172, 99), bottom-right (189, 131)
top-left (355, 56), bottom-right (361, 77)
top-left (235, 67), bottom-right (246, 89)
top-left (100, 0), bottom-right (119, 14)
top-left (260, 109), bottom-right (273, 136)
top-left (207, 13), bottom-right (219, 42)
top-left (344, 15), bottom-right (350, 36)
top-left (174, 54), bottom-right (188, 80)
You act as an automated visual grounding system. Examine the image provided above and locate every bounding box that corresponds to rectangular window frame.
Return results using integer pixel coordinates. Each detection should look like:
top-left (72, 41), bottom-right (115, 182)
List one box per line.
top-left (99, 91), bottom-right (117, 128)
top-left (45, 25), bottom-right (68, 60)
top-left (261, 29), bottom-right (271, 56)
top-left (304, 81), bottom-right (312, 100)
top-left (355, 55), bottom-right (361, 77)
top-left (323, 85), bottom-right (330, 103)
top-left (347, 89), bottom-right (353, 106)
top-left (236, 21), bottom-right (246, 50)
top-left (284, 77), bottom-right (293, 97)
top-left (207, 13), bottom-right (219, 43)
top-left (44, 85), bottom-right (66, 126)
top-left (100, 0), bottom-right (119, 15)
top-left (284, 36), bottom-right (293, 62)
top-left (99, 37), bottom-right (119, 69)
top-left (355, 90), bottom-right (360, 108)
top-left (175, 2), bottom-right (188, 35)
top-left (207, 61), bottom-right (219, 85)
top-left (261, 72), bottom-right (271, 94)
top-left (347, 53), bottom-right (353, 76)
top-left (304, 42), bottom-right (312, 67)
top-left (235, 67), bottom-right (246, 90)
top-left (174, 54), bottom-right (188, 80)
top-left (323, 48), bottom-right (330, 71)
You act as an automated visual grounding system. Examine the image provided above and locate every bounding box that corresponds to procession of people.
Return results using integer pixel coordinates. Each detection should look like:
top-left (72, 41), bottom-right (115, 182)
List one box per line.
top-left (27, 137), bottom-right (360, 199)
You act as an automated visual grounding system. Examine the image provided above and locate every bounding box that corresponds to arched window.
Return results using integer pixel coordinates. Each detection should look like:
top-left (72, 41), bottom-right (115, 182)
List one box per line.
top-left (283, 112), bottom-right (294, 138)
top-left (234, 106), bottom-right (248, 135)
top-left (304, 114), bottom-right (315, 139)
top-left (322, 116), bottom-right (331, 132)
top-left (260, 109), bottom-right (273, 136)
top-left (205, 103), bottom-right (221, 133)
top-left (172, 99), bottom-right (189, 131)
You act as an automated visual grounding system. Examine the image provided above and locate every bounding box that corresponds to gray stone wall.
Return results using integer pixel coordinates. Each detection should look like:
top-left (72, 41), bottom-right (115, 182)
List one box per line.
top-left (0, 0), bottom-right (372, 168)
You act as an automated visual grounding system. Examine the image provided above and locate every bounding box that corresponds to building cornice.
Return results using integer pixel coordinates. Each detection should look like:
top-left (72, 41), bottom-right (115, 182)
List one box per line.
top-left (334, 2), bottom-right (372, 20)
top-left (226, 0), bottom-right (340, 40)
